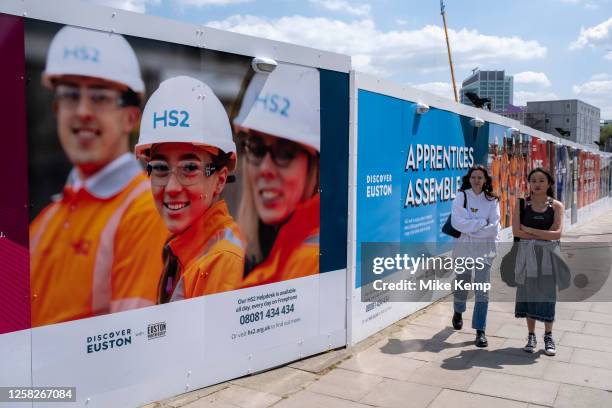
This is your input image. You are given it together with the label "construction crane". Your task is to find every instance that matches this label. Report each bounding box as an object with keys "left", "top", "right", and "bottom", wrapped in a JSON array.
[{"left": 440, "top": 0, "right": 458, "bottom": 102}]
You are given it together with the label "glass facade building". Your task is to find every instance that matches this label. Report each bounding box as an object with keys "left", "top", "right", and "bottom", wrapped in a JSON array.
[{"left": 460, "top": 70, "right": 513, "bottom": 112}]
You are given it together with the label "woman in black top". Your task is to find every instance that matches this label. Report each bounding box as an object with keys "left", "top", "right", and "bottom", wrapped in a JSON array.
[{"left": 511, "top": 168, "right": 564, "bottom": 356}]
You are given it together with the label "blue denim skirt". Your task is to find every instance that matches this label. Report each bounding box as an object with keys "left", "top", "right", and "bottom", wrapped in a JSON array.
[{"left": 514, "top": 275, "right": 556, "bottom": 322}]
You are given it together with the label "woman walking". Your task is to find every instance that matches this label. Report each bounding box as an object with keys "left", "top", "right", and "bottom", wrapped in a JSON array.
[
  {"left": 512, "top": 168, "right": 564, "bottom": 356},
  {"left": 451, "top": 165, "right": 501, "bottom": 347}
]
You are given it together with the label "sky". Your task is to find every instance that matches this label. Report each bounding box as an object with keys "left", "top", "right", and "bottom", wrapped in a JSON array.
[{"left": 88, "top": 0, "right": 612, "bottom": 118}]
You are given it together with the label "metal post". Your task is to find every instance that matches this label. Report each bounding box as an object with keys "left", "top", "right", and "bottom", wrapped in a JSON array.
[{"left": 440, "top": 0, "right": 458, "bottom": 102}]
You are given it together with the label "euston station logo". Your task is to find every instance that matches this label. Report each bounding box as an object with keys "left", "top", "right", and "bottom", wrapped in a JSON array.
[{"left": 147, "top": 322, "right": 167, "bottom": 340}]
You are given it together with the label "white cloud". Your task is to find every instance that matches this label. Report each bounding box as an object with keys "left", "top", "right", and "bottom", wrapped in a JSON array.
[
  {"left": 86, "top": 0, "right": 159, "bottom": 13},
  {"left": 310, "top": 0, "right": 371, "bottom": 17},
  {"left": 591, "top": 73, "right": 612, "bottom": 80},
  {"left": 514, "top": 71, "right": 552, "bottom": 88},
  {"left": 605, "top": 51, "right": 612, "bottom": 60},
  {"left": 412, "top": 82, "right": 458, "bottom": 100},
  {"left": 207, "top": 15, "right": 547, "bottom": 77},
  {"left": 514, "top": 90, "right": 559, "bottom": 106},
  {"left": 572, "top": 79, "right": 612, "bottom": 117},
  {"left": 569, "top": 17, "right": 612, "bottom": 51},
  {"left": 573, "top": 79, "right": 612, "bottom": 95}
]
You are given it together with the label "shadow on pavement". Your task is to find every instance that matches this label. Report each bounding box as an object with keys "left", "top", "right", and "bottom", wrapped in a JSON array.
[
  {"left": 377, "top": 326, "right": 543, "bottom": 372},
  {"left": 441, "top": 347, "right": 543, "bottom": 370},
  {"left": 378, "top": 327, "right": 471, "bottom": 356}
]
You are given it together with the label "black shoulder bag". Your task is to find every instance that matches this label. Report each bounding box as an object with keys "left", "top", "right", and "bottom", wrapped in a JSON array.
[{"left": 441, "top": 190, "right": 467, "bottom": 238}]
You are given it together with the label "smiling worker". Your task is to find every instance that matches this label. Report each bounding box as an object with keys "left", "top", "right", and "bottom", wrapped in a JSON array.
[
  {"left": 135, "top": 76, "right": 245, "bottom": 302},
  {"left": 30, "top": 26, "right": 167, "bottom": 327},
  {"left": 233, "top": 64, "right": 320, "bottom": 286}
]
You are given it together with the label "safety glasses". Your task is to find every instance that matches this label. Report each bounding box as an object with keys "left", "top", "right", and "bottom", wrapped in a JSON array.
[
  {"left": 146, "top": 160, "right": 217, "bottom": 186},
  {"left": 55, "top": 84, "right": 125, "bottom": 112},
  {"left": 242, "top": 136, "right": 305, "bottom": 168}
]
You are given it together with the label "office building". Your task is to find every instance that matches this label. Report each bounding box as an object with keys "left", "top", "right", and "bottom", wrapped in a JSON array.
[
  {"left": 460, "top": 70, "right": 513, "bottom": 111},
  {"left": 525, "top": 100, "right": 600, "bottom": 146}
]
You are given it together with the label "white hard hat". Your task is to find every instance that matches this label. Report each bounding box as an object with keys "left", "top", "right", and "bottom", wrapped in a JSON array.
[
  {"left": 42, "top": 25, "right": 144, "bottom": 94},
  {"left": 136, "top": 76, "right": 237, "bottom": 171},
  {"left": 234, "top": 64, "right": 320, "bottom": 152}
]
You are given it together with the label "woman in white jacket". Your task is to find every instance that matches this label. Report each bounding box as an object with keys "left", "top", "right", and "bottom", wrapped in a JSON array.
[{"left": 450, "top": 165, "right": 500, "bottom": 347}]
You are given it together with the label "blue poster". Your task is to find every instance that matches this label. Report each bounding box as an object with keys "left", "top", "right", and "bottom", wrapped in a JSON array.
[{"left": 355, "top": 90, "right": 488, "bottom": 287}]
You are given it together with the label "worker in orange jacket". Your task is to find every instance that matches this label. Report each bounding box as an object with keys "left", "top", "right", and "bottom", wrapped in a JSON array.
[
  {"left": 135, "top": 76, "right": 245, "bottom": 302},
  {"left": 30, "top": 26, "right": 167, "bottom": 327},
  {"left": 233, "top": 63, "right": 320, "bottom": 287}
]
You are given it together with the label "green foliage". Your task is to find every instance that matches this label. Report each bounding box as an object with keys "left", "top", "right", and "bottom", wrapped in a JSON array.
[{"left": 601, "top": 124, "right": 612, "bottom": 145}]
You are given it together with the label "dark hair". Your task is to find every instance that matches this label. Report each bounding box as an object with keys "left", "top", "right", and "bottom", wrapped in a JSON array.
[
  {"left": 527, "top": 167, "right": 555, "bottom": 198},
  {"left": 460, "top": 165, "right": 498, "bottom": 200}
]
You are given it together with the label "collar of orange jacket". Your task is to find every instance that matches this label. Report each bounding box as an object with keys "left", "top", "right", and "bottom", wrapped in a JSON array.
[
  {"left": 61, "top": 153, "right": 143, "bottom": 200},
  {"left": 270, "top": 193, "right": 320, "bottom": 248},
  {"left": 168, "top": 200, "right": 234, "bottom": 268}
]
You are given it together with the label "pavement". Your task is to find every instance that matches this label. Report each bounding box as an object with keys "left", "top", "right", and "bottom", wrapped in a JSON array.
[{"left": 146, "top": 208, "right": 612, "bottom": 408}]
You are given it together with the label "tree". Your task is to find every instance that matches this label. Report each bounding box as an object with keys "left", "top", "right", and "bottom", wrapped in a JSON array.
[{"left": 601, "top": 124, "right": 612, "bottom": 146}]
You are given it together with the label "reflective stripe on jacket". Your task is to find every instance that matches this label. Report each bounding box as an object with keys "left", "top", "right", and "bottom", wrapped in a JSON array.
[
  {"left": 242, "top": 194, "right": 320, "bottom": 287},
  {"left": 30, "top": 156, "right": 167, "bottom": 327},
  {"left": 167, "top": 200, "right": 245, "bottom": 300}
]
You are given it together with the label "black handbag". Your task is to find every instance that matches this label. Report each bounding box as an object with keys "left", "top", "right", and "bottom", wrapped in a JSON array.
[
  {"left": 442, "top": 190, "right": 467, "bottom": 238},
  {"left": 500, "top": 198, "right": 525, "bottom": 287}
]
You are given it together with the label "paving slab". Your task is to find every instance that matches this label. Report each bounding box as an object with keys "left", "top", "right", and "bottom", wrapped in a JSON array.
[
  {"left": 553, "top": 383, "right": 612, "bottom": 408},
  {"left": 571, "top": 310, "right": 612, "bottom": 325},
  {"left": 273, "top": 390, "right": 372, "bottom": 408},
  {"left": 582, "top": 322, "right": 612, "bottom": 337},
  {"left": 288, "top": 349, "right": 351, "bottom": 374},
  {"left": 590, "top": 303, "right": 612, "bottom": 314},
  {"left": 559, "top": 331, "right": 612, "bottom": 352},
  {"left": 556, "top": 302, "right": 593, "bottom": 311},
  {"left": 206, "top": 385, "right": 281, "bottom": 408},
  {"left": 305, "top": 368, "right": 383, "bottom": 401},
  {"left": 468, "top": 348, "right": 550, "bottom": 379},
  {"left": 359, "top": 378, "right": 441, "bottom": 408},
  {"left": 468, "top": 370, "right": 559, "bottom": 406},
  {"left": 546, "top": 319, "right": 585, "bottom": 333},
  {"left": 229, "top": 367, "right": 317, "bottom": 397},
  {"left": 570, "top": 347, "right": 612, "bottom": 369},
  {"left": 406, "top": 360, "right": 481, "bottom": 390},
  {"left": 543, "top": 361, "right": 612, "bottom": 391},
  {"left": 338, "top": 346, "right": 425, "bottom": 380},
  {"left": 166, "top": 384, "right": 230, "bottom": 408},
  {"left": 554, "top": 308, "right": 577, "bottom": 320},
  {"left": 428, "top": 389, "right": 528, "bottom": 408}
]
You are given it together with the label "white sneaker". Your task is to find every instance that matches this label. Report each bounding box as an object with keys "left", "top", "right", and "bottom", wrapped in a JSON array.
[
  {"left": 524, "top": 333, "right": 537, "bottom": 353},
  {"left": 543, "top": 334, "right": 556, "bottom": 356}
]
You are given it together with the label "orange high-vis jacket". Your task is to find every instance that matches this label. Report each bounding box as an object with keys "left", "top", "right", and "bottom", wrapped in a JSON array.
[
  {"left": 166, "top": 200, "right": 245, "bottom": 301},
  {"left": 242, "top": 194, "right": 320, "bottom": 288},
  {"left": 30, "top": 155, "right": 168, "bottom": 327}
]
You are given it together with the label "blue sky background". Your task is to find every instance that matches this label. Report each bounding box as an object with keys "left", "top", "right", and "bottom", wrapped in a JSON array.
[{"left": 90, "top": 0, "right": 612, "bottom": 118}]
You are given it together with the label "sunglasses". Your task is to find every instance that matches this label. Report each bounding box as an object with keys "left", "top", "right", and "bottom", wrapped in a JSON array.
[{"left": 242, "top": 137, "right": 306, "bottom": 168}]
